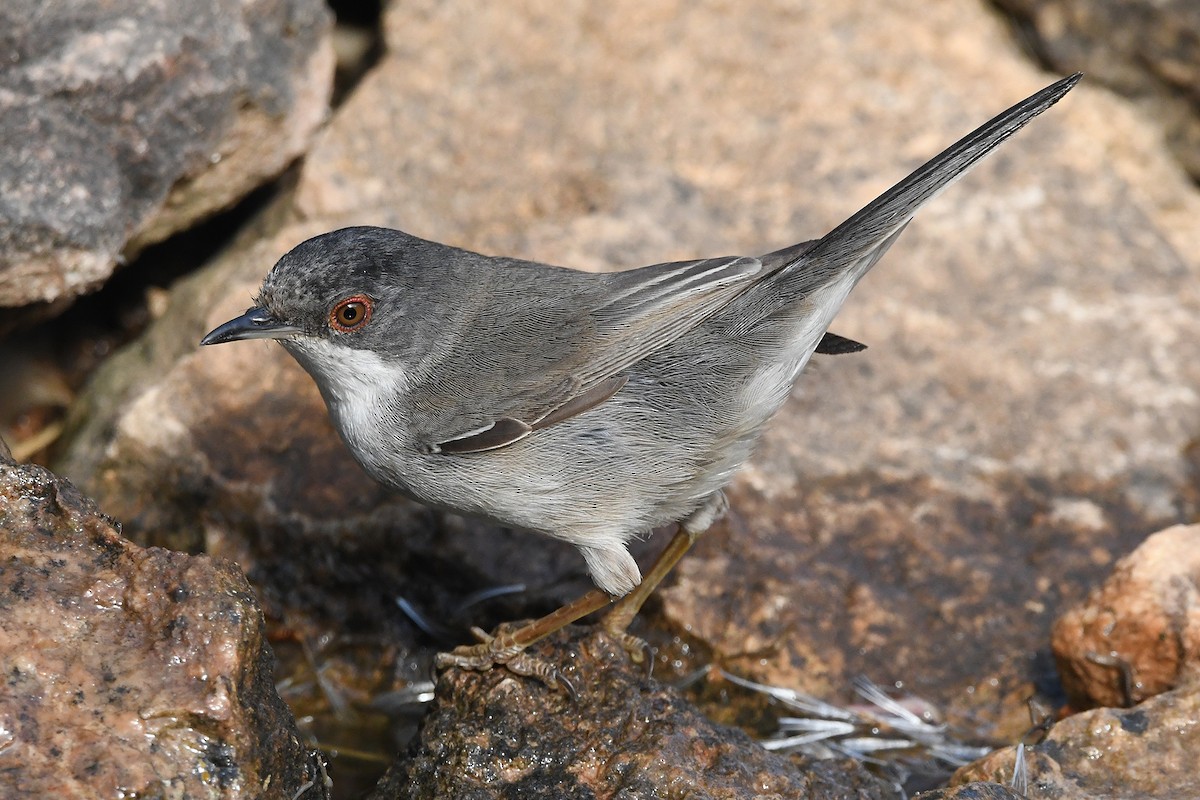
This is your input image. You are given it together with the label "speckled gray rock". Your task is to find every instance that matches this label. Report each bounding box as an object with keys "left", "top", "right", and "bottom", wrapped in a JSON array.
[{"left": 0, "top": 0, "right": 333, "bottom": 309}]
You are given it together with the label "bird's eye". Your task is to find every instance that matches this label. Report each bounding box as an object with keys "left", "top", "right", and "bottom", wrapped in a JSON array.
[{"left": 330, "top": 295, "right": 373, "bottom": 332}]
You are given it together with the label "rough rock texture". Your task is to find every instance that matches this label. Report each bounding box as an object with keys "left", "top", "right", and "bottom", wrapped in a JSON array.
[
  {"left": 370, "top": 628, "right": 896, "bottom": 800},
  {"left": 53, "top": 0, "right": 1200, "bottom": 792},
  {"left": 991, "top": 0, "right": 1200, "bottom": 180},
  {"left": 1051, "top": 524, "right": 1200, "bottom": 709},
  {"left": 662, "top": 475, "right": 1159, "bottom": 739},
  {"left": 954, "top": 684, "right": 1200, "bottom": 799},
  {"left": 0, "top": 0, "right": 334, "bottom": 309},
  {"left": 0, "top": 455, "right": 328, "bottom": 798},
  {"left": 915, "top": 783, "right": 1026, "bottom": 800}
]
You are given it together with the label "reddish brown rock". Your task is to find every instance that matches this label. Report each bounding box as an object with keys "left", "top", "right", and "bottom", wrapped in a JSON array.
[
  {"left": 1051, "top": 524, "right": 1200, "bottom": 709},
  {"left": 661, "top": 474, "right": 1160, "bottom": 740},
  {"left": 0, "top": 455, "right": 327, "bottom": 799}
]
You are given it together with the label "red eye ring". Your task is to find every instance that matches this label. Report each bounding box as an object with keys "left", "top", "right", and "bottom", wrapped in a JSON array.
[{"left": 330, "top": 295, "right": 373, "bottom": 332}]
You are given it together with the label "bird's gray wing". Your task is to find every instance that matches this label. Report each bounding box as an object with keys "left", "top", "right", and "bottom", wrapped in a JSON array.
[
  {"left": 424, "top": 253, "right": 874, "bottom": 454},
  {"left": 426, "top": 254, "right": 766, "bottom": 454}
]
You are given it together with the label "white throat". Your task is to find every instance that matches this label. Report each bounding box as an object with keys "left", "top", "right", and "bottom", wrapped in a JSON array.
[{"left": 283, "top": 338, "right": 413, "bottom": 466}]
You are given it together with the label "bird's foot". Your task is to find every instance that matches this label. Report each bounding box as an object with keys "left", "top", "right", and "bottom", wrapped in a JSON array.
[
  {"left": 603, "top": 625, "right": 652, "bottom": 664},
  {"left": 434, "top": 624, "right": 575, "bottom": 695}
]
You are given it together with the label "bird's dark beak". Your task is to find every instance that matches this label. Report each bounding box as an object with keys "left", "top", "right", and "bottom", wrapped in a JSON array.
[{"left": 200, "top": 306, "right": 303, "bottom": 346}]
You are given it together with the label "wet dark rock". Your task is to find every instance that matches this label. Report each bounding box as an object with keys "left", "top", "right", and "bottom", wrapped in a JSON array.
[
  {"left": 0, "top": 454, "right": 327, "bottom": 798},
  {"left": 914, "top": 782, "right": 1026, "bottom": 800},
  {"left": 991, "top": 0, "right": 1200, "bottom": 180},
  {"left": 370, "top": 627, "right": 898, "bottom": 800},
  {"left": 0, "top": 0, "right": 334, "bottom": 309},
  {"left": 1051, "top": 524, "right": 1200, "bottom": 709},
  {"left": 954, "top": 684, "right": 1200, "bottom": 798}
]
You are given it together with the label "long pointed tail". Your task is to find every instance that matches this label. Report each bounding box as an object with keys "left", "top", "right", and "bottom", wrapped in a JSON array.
[{"left": 789, "top": 73, "right": 1082, "bottom": 280}]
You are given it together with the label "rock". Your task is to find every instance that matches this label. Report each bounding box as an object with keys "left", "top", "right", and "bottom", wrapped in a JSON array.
[
  {"left": 370, "top": 627, "right": 896, "bottom": 800},
  {"left": 0, "top": 0, "right": 334, "bottom": 310},
  {"left": 914, "top": 783, "right": 1026, "bottom": 800},
  {"left": 1051, "top": 524, "right": 1200, "bottom": 709},
  {"left": 991, "top": 0, "right": 1200, "bottom": 180},
  {"left": 54, "top": 0, "right": 1200, "bottom": 786},
  {"left": 661, "top": 474, "right": 1159, "bottom": 739},
  {"left": 953, "top": 684, "right": 1200, "bottom": 798},
  {"left": 0, "top": 454, "right": 328, "bottom": 799}
]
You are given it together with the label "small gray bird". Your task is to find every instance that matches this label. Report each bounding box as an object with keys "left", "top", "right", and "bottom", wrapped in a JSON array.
[{"left": 202, "top": 74, "right": 1080, "bottom": 684}]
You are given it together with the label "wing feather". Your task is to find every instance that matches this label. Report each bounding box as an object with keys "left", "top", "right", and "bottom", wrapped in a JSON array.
[{"left": 427, "top": 256, "right": 760, "bottom": 453}]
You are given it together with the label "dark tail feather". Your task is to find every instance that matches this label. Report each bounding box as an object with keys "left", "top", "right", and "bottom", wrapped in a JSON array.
[
  {"left": 790, "top": 73, "right": 1082, "bottom": 280},
  {"left": 815, "top": 331, "right": 867, "bottom": 354}
]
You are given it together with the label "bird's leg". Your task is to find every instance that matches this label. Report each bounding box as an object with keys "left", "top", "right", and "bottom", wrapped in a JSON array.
[
  {"left": 434, "top": 588, "right": 615, "bottom": 690},
  {"left": 603, "top": 491, "right": 728, "bottom": 662},
  {"left": 436, "top": 492, "right": 729, "bottom": 687}
]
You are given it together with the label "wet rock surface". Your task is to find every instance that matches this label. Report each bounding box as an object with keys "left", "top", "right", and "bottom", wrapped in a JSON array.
[
  {"left": 915, "top": 783, "right": 1027, "bottom": 800},
  {"left": 0, "top": 454, "right": 328, "bottom": 799},
  {"left": 371, "top": 627, "right": 897, "bottom": 800},
  {"left": 0, "top": 0, "right": 333, "bottom": 310},
  {"left": 1051, "top": 524, "right": 1200, "bottom": 709},
  {"left": 662, "top": 474, "right": 1162, "bottom": 740}
]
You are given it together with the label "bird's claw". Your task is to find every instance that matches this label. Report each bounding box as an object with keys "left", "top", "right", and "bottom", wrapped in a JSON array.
[
  {"left": 605, "top": 627, "right": 652, "bottom": 665},
  {"left": 435, "top": 626, "right": 576, "bottom": 696}
]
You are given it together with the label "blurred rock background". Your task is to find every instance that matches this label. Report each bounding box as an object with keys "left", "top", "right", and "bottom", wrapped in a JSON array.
[{"left": 2, "top": 0, "right": 1199, "bottom": 798}]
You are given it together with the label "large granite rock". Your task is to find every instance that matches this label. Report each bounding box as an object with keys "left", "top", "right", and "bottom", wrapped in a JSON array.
[
  {"left": 0, "top": 0, "right": 334, "bottom": 311},
  {"left": 0, "top": 453, "right": 328, "bottom": 798},
  {"left": 52, "top": 0, "right": 1200, "bottom": 794},
  {"left": 299, "top": 0, "right": 1200, "bottom": 510}
]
